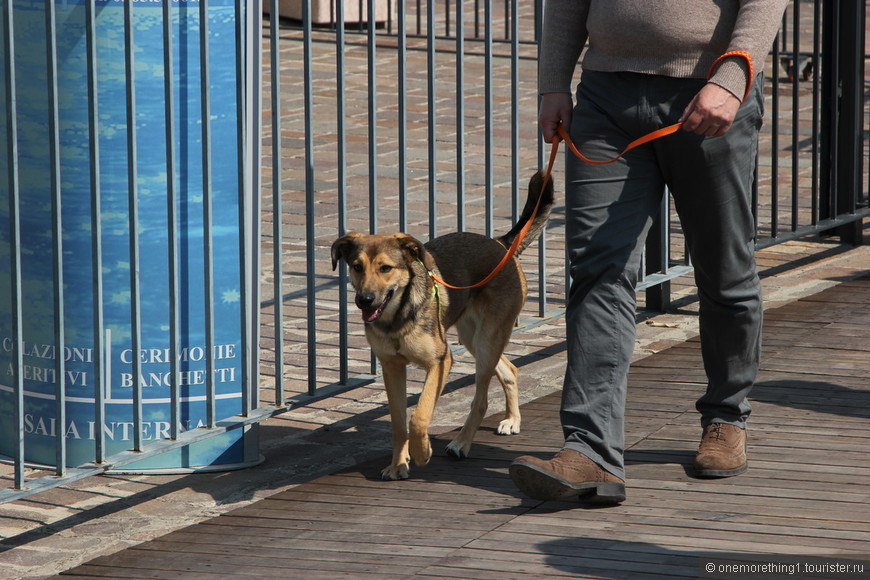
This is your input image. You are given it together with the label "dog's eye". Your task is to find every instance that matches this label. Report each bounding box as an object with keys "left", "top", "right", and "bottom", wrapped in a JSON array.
[
  {"left": 379, "top": 265, "right": 393, "bottom": 274},
  {"left": 351, "top": 263, "right": 363, "bottom": 273}
]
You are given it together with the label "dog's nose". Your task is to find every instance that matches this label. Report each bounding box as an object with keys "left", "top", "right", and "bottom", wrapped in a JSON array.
[{"left": 356, "top": 293, "right": 376, "bottom": 310}]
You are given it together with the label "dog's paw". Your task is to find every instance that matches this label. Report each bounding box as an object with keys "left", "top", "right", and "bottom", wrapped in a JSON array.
[
  {"left": 445, "top": 440, "right": 470, "bottom": 460},
  {"left": 409, "top": 436, "right": 432, "bottom": 466},
  {"left": 381, "top": 463, "right": 410, "bottom": 481},
  {"left": 497, "top": 417, "right": 521, "bottom": 435}
]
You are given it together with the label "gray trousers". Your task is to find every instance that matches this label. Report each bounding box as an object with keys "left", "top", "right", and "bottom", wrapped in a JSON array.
[{"left": 562, "top": 71, "right": 764, "bottom": 480}]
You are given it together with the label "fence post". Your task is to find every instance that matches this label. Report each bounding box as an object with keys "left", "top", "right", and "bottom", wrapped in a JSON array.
[
  {"left": 820, "top": 0, "right": 866, "bottom": 245},
  {"left": 644, "top": 195, "right": 671, "bottom": 312}
]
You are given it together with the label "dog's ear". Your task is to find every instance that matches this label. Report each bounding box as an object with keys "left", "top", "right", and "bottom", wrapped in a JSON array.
[
  {"left": 331, "top": 233, "right": 363, "bottom": 270},
  {"left": 394, "top": 234, "right": 427, "bottom": 266}
]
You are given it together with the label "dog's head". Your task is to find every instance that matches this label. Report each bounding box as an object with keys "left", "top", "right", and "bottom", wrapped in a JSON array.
[{"left": 331, "top": 232, "right": 428, "bottom": 324}]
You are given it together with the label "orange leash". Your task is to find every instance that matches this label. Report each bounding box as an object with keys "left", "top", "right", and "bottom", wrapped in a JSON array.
[
  {"left": 555, "top": 122, "right": 683, "bottom": 166},
  {"left": 428, "top": 51, "right": 753, "bottom": 291},
  {"left": 555, "top": 50, "right": 754, "bottom": 166}
]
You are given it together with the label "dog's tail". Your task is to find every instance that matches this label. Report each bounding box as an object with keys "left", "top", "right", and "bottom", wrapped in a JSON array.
[{"left": 497, "top": 170, "right": 555, "bottom": 255}]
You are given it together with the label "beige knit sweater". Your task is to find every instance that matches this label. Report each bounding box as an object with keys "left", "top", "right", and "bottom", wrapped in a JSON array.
[{"left": 539, "top": 0, "right": 790, "bottom": 100}]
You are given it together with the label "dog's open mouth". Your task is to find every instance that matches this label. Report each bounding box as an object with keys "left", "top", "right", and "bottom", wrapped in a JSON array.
[{"left": 361, "top": 290, "right": 394, "bottom": 323}]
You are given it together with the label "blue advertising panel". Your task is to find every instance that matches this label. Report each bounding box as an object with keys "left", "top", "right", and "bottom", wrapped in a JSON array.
[{"left": 0, "top": 0, "right": 256, "bottom": 471}]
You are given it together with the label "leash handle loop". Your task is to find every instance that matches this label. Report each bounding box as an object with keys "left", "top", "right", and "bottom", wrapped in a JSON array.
[{"left": 708, "top": 50, "right": 755, "bottom": 102}]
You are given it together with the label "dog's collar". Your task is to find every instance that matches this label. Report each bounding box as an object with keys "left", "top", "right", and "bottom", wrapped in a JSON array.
[{"left": 417, "top": 258, "right": 442, "bottom": 316}]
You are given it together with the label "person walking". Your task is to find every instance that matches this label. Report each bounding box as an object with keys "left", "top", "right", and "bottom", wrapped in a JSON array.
[{"left": 509, "top": 0, "right": 790, "bottom": 505}]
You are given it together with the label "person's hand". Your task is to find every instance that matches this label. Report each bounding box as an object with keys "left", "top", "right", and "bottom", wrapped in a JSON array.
[
  {"left": 538, "top": 92, "right": 574, "bottom": 143},
  {"left": 679, "top": 83, "right": 741, "bottom": 137}
]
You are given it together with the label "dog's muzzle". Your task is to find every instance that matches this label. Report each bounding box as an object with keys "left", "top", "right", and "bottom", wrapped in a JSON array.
[{"left": 356, "top": 290, "right": 394, "bottom": 323}]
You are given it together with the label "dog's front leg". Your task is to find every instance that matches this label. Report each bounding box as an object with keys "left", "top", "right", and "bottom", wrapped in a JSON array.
[
  {"left": 408, "top": 349, "right": 452, "bottom": 466},
  {"left": 381, "top": 359, "right": 411, "bottom": 480}
]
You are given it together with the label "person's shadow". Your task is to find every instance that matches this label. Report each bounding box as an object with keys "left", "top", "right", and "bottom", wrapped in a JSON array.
[{"left": 536, "top": 536, "right": 869, "bottom": 579}]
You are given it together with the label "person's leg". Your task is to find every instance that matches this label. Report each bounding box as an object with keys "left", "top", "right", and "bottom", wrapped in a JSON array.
[
  {"left": 655, "top": 76, "right": 763, "bottom": 428},
  {"left": 510, "top": 71, "right": 666, "bottom": 502},
  {"left": 560, "top": 76, "right": 669, "bottom": 482},
  {"left": 653, "top": 76, "right": 764, "bottom": 476}
]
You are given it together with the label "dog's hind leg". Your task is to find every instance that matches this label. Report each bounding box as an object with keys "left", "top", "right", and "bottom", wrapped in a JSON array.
[
  {"left": 381, "top": 359, "right": 411, "bottom": 480},
  {"left": 445, "top": 357, "right": 493, "bottom": 459},
  {"left": 493, "top": 354, "right": 521, "bottom": 435},
  {"left": 445, "top": 320, "right": 503, "bottom": 459}
]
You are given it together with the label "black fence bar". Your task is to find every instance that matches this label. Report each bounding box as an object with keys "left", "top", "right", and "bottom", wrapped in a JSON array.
[
  {"left": 268, "top": 0, "right": 284, "bottom": 404},
  {"left": 822, "top": 0, "right": 866, "bottom": 244},
  {"left": 336, "top": 0, "right": 350, "bottom": 386},
  {"left": 199, "top": 0, "right": 218, "bottom": 427},
  {"left": 122, "top": 0, "right": 144, "bottom": 453},
  {"left": 162, "top": 0, "right": 181, "bottom": 438},
  {"left": 790, "top": 0, "right": 800, "bottom": 232},
  {"left": 84, "top": 0, "right": 106, "bottom": 464},
  {"left": 44, "top": 0, "right": 67, "bottom": 477},
  {"left": 305, "top": 0, "right": 318, "bottom": 396},
  {"left": 426, "top": 0, "right": 437, "bottom": 240},
  {"left": 2, "top": 0, "right": 25, "bottom": 491},
  {"left": 237, "top": 1, "right": 256, "bottom": 416},
  {"left": 644, "top": 197, "right": 672, "bottom": 313},
  {"left": 455, "top": 0, "right": 466, "bottom": 232}
]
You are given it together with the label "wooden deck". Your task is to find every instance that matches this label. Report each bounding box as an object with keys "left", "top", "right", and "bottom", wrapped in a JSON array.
[{"left": 57, "top": 276, "right": 870, "bottom": 579}]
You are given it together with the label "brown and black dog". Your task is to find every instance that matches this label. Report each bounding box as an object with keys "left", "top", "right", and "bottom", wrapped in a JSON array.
[{"left": 331, "top": 172, "right": 554, "bottom": 480}]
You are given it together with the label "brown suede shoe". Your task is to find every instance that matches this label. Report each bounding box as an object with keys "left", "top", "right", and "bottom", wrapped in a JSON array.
[
  {"left": 509, "top": 449, "right": 626, "bottom": 505},
  {"left": 693, "top": 423, "right": 748, "bottom": 478}
]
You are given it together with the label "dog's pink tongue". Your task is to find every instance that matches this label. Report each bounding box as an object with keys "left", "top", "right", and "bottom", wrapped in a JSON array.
[{"left": 362, "top": 308, "right": 379, "bottom": 323}]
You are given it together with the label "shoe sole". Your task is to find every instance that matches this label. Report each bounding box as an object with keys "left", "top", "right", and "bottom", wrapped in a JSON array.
[
  {"left": 693, "top": 462, "right": 748, "bottom": 478},
  {"left": 509, "top": 460, "right": 626, "bottom": 505}
]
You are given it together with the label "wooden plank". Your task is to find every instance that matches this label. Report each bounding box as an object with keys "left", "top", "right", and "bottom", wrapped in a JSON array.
[
  {"left": 423, "top": 547, "right": 697, "bottom": 579},
  {"left": 500, "top": 514, "right": 868, "bottom": 555},
  {"left": 165, "top": 523, "right": 474, "bottom": 548},
  {"left": 197, "top": 515, "right": 484, "bottom": 540},
  {"left": 146, "top": 525, "right": 464, "bottom": 554},
  {"left": 134, "top": 538, "right": 454, "bottom": 563},
  {"left": 627, "top": 472, "right": 869, "bottom": 503},
  {"left": 221, "top": 504, "right": 512, "bottom": 531},
  {"left": 69, "top": 550, "right": 417, "bottom": 577},
  {"left": 628, "top": 442, "right": 870, "bottom": 468},
  {"left": 266, "top": 483, "right": 525, "bottom": 510},
  {"left": 60, "top": 569, "right": 226, "bottom": 579},
  {"left": 641, "top": 428, "right": 870, "bottom": 451},
  {"left": 505, "top": 508, "right": 870, "bottom": 536},
  {"left": 298, "top": 472, "right": 518, "bottom": 497},
  {"left": 486, "top": 509, "right": 870, "bottom": 544}
]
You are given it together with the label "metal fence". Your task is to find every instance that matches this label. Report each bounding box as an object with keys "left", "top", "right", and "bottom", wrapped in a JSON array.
[
  {"left": 1, "top": 0, "right": 867, "bottom": 503},
  {"left": 0, "top": 1, "right": 267, "bottom": 502},
  {"left": 260, "top": 0, "right": 868, "bottom": 400}
]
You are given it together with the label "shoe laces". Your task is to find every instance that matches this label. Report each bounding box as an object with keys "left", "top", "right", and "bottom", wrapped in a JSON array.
[{"left": 707, "top": 423, "right": 726, "bottom": 441}]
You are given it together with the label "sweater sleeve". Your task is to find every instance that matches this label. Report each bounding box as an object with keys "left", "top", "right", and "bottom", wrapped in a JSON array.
[
  {"left": 537, "top": 0, "right": 590, "bottom": 94},
  {"left": 708, "top": 0, "right": 790, "bottom": 100}
]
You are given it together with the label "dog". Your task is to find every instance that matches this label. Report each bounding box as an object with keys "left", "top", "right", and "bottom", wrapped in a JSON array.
[{"left": 331, "top": 171, "right": 554, "bottom": 480}]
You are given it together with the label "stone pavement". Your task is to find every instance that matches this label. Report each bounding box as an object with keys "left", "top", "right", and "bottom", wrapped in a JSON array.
[{"left": 1, "top": 227, "right": 867, "bottom": 579}]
